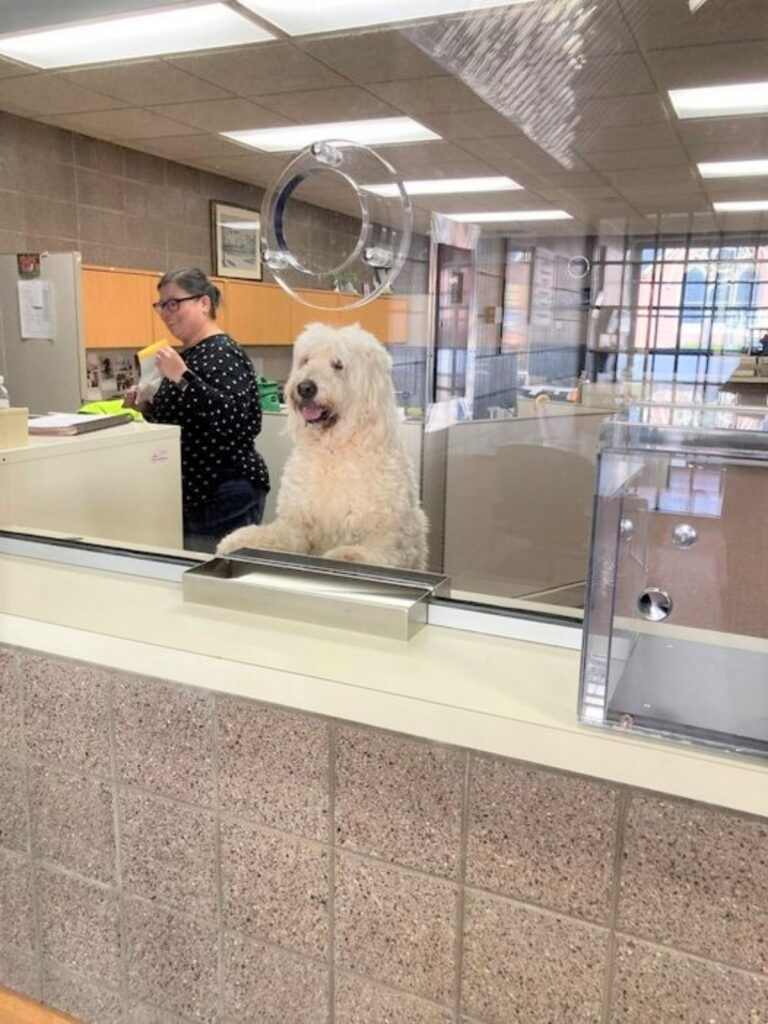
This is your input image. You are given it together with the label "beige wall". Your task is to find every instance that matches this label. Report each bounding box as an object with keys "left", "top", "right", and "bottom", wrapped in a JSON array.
[
  {"left": 1, "top": 645, "right": 766, "bottom": 1023},
  {"left": 0, "top": 110, "right": 265, "bottom": 273}
]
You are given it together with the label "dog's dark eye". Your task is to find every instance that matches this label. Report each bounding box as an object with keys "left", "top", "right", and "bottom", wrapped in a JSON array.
[{"left": 331, "top": 359, "right": 344, "bottom": 371}]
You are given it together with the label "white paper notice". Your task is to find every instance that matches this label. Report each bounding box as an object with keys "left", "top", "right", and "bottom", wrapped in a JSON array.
[{"left": 18, "top": 279, "right": 55, "bottom": 339}]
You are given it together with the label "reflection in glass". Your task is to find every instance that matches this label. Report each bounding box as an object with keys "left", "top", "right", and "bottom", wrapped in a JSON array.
[{"left": 2, "top": 0, "right": 768, "bottom": 623}]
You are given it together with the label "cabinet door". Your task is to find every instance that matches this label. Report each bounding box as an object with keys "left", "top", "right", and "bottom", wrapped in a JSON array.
[
  {"left": 288, "top": 289, "right": 340, "bottom": 342},
  {"left": 335, "top": 296, "right": 410, "bottom": 343},
  {"left": 83, "top": 267, "right": 155, "bottom": 348},
  {"left": 226, "top": 281, "right": 291, "bottom": 345}
]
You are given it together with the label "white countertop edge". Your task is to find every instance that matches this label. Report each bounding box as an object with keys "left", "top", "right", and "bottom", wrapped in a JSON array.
[{"left": 2, "top": 609, "right": 766, "bottom": 819}]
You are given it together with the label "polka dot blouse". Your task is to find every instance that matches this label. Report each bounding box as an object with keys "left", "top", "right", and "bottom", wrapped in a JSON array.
[{"left": 145, "top": 333, "right": 270, "bottom": 512}]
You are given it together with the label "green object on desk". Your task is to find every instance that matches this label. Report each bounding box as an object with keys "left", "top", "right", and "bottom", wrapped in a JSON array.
[
  {"left": 257, "top": 377, "right": 281, "bottom": 412},
  {"left": 79, "top": 398, "right": 143, "bottom": 421}
]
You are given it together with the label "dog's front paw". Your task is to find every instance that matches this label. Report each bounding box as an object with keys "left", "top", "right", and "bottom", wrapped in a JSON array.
[
  {"left": 323, "top": 545, "right": 369, "bottom": 563},
  {"left": 216, "top": 526, "right": 263, "bottom": 556}
]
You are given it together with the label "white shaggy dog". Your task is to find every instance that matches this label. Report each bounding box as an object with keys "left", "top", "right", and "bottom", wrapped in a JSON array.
[{"left": 217, "top": 322, "right": 428, "bottom": 570}]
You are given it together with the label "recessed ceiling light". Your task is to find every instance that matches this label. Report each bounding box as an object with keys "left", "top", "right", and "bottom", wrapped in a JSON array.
[
  {"left": 0, "top": 3, "right": 274, "bottom": 69},
  {"left": 713, "top": 200, "right": 768, "bottom": 212},
  {"left": 364, "top": 176, "right": 522, "bottom": 197},
  {"left": 222, "top": 118, "right": 441, "bottom": 152},
  {"left": 448, "top": 210, "right": 572, "bottom": 222},
  {"left": 238, "top": 0, "right": 535, "bottom": 36},
  {"left": 669, "top": 81, "right": 768, "bottom": 119},
  {"left": 698, "top": 159, "right": 768, "bottom": 178}
]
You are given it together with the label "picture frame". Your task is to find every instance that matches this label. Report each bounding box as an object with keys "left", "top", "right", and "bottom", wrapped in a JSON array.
[{"left": 210, "top": 201, "right": 262, "bottom": 281}]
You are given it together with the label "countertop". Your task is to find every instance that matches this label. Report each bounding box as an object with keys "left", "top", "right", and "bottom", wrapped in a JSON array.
[{"left": 0, "top": 551, "right": 766, "bottom": 818}]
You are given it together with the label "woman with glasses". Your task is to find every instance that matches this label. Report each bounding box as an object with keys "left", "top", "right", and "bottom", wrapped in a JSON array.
[{"left": 125, "top": 266, "right": 269, "bottom": 552}]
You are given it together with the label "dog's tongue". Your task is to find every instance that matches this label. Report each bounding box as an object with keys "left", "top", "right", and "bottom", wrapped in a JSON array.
[{"left": 302, "top": 406, "right": 324, "bottom": 422}]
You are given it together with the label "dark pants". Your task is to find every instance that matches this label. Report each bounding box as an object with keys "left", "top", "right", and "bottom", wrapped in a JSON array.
[{"left": 183, "top": 478, "right": 267, "bottom": 554}]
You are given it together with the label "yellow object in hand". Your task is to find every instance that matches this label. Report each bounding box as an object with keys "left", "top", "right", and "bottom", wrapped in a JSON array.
[{"left": 137, "top": 338, "right": 169, "bottom": 361}]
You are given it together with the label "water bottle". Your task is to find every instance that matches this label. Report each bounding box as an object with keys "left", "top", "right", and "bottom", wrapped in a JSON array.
[{"left": 0, "top": 376, "right": 9, "bottom": 410}]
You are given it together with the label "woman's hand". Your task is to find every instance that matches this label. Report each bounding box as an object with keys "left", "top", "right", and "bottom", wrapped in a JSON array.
[
  {"left": 122, "top": 385, "right": 150, "bottom": 414},
  {"left": 155, "top": 346, "right": 187, "bottom": 384}
]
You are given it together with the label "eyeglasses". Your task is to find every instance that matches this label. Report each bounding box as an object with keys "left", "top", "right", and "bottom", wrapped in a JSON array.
[{"left": 152, "top": 295, "right": 202, "bottom": 314}]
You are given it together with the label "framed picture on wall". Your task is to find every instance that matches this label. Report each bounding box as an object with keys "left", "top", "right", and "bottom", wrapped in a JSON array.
[{"left": 210, "top": 201, "right": 262, "bottom": 281}]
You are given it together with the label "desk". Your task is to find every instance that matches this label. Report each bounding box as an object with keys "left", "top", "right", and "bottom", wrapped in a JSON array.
[{"left": 0, "top": 422, "right": 182, "bottom": 548}]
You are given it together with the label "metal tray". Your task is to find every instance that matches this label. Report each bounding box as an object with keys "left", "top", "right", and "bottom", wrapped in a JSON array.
[{"left": 183, "top": 548, "right": 451, "bottom": 640}]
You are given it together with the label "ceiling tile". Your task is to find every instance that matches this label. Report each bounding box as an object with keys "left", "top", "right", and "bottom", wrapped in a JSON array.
[
  {"left": 631, "top": 195, "right": 711, "bottom": 214},
  {"left": 703, "top": 181, "right": 768, "bottom": 199},
  {"left": 646, "top": 41, "right": 768, "bottom": 90},
  {"left": 253, "top": 86, "right": 396, "bottom": 122},
  {"left": 616, "top": 184, "right": 709, "bottom": 201},
  {"left": 129, "top": 134, "right": 246, "bottom": 160},
  {"left": 618, "top": 0, "right": 768, "bottom": 50},
  {"left": 574, "top": 122, "right": 681, "bottom": 153},
  {"left": 417, "top": 109, "right": 521, "bottom": 140},
  {"left": 540, "top": 53, "right": 655, "bottom": 100},
  {"left": 377, "top": 141, "right": 495, "bottom": 176},
  {"left": 465, "top": 135, "right": 590, "bottom": 174},
  {"left": 585, "top": 147, "right": 690, "bottom": 170},
  {"left": 575, "top": 94, "right": 669, "bottom": 129},
  {"left": 367, "top": 76, "right": 487, "bottom": 115},
  {"left": 537, "top": 185, "right": 621, "bottom": 201},
  {"left": 534, "top": 171, "right": 609, "bottom": 188},
  {"left": 686, "top": 140, "right": 768, "bottom": 163},
  {"left": 65, "top": 61, "right": 231, "bottom": 105},
  {"left": 677, "top": 116, "right": 768, "bottom": 150},
  {"left": 603, "top": 166, "right": 697, "bottom": 186},
  {"left": 0, "top": 57, "right": 36, "bottom": 79},
  {"left": 0, "top": 74, "right": 127, "bottom": 115},
  {"left": 172, "top": 43, "right": 347, "bottom": 96},
  {"left": 46, "top": 107, "right": 200, "bottom": 140},
  {"left": 146, "top": 99, "right": 289, "bottom": 132},
  {"left": 300, "top": 31, "right": 442, "bottom": 85}
]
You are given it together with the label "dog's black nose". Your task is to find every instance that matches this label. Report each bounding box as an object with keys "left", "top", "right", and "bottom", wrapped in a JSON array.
[{"left": 297, "top": 379, "right": 317, "bottom": 400}]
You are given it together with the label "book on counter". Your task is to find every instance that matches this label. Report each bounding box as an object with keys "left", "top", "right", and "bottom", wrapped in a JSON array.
[{"left": 28, "top": 411, "right": 134, "bottom": 436}]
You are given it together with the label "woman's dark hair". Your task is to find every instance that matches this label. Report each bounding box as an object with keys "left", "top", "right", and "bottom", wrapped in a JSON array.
[{"left": 158, "top": 267, "right": 221, "bottom": 318}]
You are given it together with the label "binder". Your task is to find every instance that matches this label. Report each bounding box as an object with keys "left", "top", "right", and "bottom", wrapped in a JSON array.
[{"left": 28, "top": 411, "right": 134, "bottom": 436}]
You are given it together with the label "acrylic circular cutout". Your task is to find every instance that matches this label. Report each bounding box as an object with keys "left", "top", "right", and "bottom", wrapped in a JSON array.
[
  {"left": 567, "top": 255, "right": 591, "bottom": 280},
  {"left": 637, "top": 587, "right": 673, "bottom": 622},
  {"left": 261, "top": 140, "right": 413, "bottom": 310}
]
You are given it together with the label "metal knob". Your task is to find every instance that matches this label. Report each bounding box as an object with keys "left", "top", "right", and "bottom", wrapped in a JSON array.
[{"left": 672, "top": 523, "right": 698, "bottom": 549}]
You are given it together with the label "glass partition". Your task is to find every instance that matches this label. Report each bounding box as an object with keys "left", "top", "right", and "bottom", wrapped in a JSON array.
[{"left": 1, "top": 0, "right": 768, "bottom": 624}]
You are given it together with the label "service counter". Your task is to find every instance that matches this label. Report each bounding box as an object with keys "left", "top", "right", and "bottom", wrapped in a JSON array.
[{"left": 0, "top": 551, "right": 766, "bottom": 1022}]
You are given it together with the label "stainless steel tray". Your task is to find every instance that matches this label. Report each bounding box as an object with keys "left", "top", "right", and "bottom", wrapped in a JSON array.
[{"left": 182, "top": 548, "right": 451, "bottom": 640}]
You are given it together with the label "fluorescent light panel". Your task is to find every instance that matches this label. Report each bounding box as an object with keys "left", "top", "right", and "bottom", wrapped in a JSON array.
[
  {"left": 698, "top": 159, "right": 768, "bottom": 178},
  {"left": 223, "top": 118, "right": 440, "bottom": 152},
  {"left": 238, "top": 0, "right": 535, "bottom": 36},
  {"left": 449, "top": 210, "right": 572, "bottom": 222},
  {"left": 0, "top": 3, "right": 274, "bottom": 68},
  {"left": 365, "top": 176, "right": 522, "bottom": 197},
  {"left": 670, "top": 81, "right": 768, "bottom": 119},
  {"left": 713, "top": 200, "right": 768, "bottom": 212}
]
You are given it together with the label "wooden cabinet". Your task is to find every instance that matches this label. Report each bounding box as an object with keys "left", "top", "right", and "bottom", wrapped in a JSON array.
[
  {"left": 83, "top": 266, "right": 410, "bottom": 350},
  {"left": 336, "top": 295, "right": 409, "bottom": 344},
  {"left": 289, "top": 289, "right": 409, "bottom": 344},
  {"left": 83, "top": 266, "right": 156, "bottom": 349},
  {"left": 225, "top": 280, "right": 290, "bottom": 345}
]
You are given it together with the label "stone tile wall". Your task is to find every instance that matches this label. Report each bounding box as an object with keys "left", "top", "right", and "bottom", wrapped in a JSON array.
[{"left": 0, "top": 645, "right": 766, "bottom": 1023}]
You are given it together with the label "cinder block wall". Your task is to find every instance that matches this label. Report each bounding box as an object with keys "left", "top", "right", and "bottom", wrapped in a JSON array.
[
  {"left": 0, "top": 110, "right": 265, "bottom": 273},
  {"left": 1, "top": 646, "right": 766, "bottom": 1023}
]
